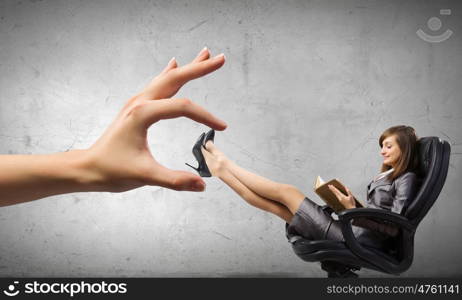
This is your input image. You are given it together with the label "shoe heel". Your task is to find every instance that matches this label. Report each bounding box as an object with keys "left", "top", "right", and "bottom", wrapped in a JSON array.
[{"left": 185, "top": 162, "right": 199, "bottom": 171}]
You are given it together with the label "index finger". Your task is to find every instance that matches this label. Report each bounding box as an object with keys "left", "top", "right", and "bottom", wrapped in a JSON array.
[
  {"left": 137, "top": 98, "right": 227, "bottom": 130},
  {"left": 346, "top": 187, "right": 354, "bottom": 196}
]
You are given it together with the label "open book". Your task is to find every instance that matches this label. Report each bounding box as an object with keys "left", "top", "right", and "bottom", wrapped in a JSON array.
[
  {"left": 314, "top": 176, "right": 399, "bottom": 236},
  {"left": 314, "top": 176, "right": 365, "bottom": 213}
]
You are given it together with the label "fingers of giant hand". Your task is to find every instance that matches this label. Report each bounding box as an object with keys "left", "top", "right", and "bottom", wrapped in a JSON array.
[
  {"left": 173, "top": 53, "right": 225, "bottom": 84},
  {"left": 160, "top": 46, "right": 211, "bottom": 78},
  {"left": 191, "top": 47, "right": 210, "bottom": 63},
  {"left": 135, "top": 98, "right": 227, "bottom": 130},
  {"left": 159, "top": 57, "right": 178, "bottom": 76},
  {"left": 150, "top": 165, "right": 206, "bottom": 191},
  {"left": 139, "top": 51, "right": 224, "bottom": 101}
]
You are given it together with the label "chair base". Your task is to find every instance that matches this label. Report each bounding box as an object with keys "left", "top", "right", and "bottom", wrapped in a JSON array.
[{"left": 321, "top": 261, "right": 360, "bottom": 278}]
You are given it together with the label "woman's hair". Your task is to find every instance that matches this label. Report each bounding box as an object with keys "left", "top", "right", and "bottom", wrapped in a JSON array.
[{"left": 379, "top": 125, "right": 419, "bottom": 180}]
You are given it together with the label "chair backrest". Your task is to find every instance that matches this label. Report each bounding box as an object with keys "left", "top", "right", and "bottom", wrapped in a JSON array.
[{"left": 402, "top": 137, "right": 451, "bottom": 226}]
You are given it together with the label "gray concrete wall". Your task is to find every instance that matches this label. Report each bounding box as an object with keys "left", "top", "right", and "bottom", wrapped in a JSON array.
[{"left": 0, "top": 0, "right": 461, "bottom": 277}]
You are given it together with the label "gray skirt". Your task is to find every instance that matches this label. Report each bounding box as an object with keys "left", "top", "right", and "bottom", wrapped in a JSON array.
[
  {"left": 285, "top": 197, "right": 391, "bottom": 250},
  {"left": 286, "top": 197, "right": 344, "bottom": 241}
]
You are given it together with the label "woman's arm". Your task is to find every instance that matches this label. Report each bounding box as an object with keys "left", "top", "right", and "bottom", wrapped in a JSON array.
[
  {"left": 391, "top": 172, "right": 418, "bottom": 215},
  {"left": 328, "top": 184, "right": 401, "bottom": 237}
]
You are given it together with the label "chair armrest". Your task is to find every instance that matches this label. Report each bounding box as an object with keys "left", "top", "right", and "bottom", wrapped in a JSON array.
[
  {"left": 337, "top": 208, "right": 415, "bottom": 232},
  {"left": 336, "top": 208, "right": 415, "bottom": 270}
]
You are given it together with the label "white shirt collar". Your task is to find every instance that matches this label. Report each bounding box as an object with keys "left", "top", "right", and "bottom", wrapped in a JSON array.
[{"left": 374, "top": 168, "right": 394, "bottom": 182}]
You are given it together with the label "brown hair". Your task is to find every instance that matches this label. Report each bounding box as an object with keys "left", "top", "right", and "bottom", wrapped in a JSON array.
[{"left": 379, "top": 125, "right": 418, "bottom": 181}]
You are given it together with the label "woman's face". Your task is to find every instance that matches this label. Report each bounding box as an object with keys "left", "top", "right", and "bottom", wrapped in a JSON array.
[{"left": 380, "top": 135, "right": 402, "bottom": 168}]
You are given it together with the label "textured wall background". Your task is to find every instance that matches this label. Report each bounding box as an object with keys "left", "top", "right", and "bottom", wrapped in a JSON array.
[{"left": 0, "top": 0, "right": 461, "bottom": 277}]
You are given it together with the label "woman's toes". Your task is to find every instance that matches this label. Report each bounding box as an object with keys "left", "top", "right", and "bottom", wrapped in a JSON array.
[
  {"left": 205, "top": 141, "right": 226, "bottom": 157},
  {"left": 201, "top": 147, "right": 224, "bottom": 176},
  {"left": 204, "top": 140, "right": 215, "bottom": 151},
  {"left": 201, "top": 146, "right": 212, "bottom": 162},
  {"left": 201, "top": 147, "right": 217, "bottom": 173}
]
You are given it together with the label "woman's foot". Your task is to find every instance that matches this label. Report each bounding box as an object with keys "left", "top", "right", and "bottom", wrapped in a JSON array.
[
  {"left": 185, "top": 132, "right": 212, "bottom": 177},
  {"left": 201, "top": 141, "right": 228, "bottom": 177}
]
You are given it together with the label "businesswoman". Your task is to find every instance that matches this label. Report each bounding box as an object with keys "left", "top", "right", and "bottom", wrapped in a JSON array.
[{"left": 193, "top": 125, "right": 419, "bottom": 249}]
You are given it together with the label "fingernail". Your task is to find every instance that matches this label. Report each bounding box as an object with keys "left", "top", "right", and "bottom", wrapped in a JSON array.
[
  {"left": 168, "top": 57, "right": 176, "bottom": 64},
  {"left": 200, "top": 46, "right": 208, "bottom": 54},
  {"left": 192, "top": 181, "right": 205, "bottom": 191},
  {"left": 214, "top": 53, "right": 225, "bottom": 60}
]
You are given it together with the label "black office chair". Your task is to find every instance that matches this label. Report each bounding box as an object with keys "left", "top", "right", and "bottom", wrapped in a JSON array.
[{"left": 287, "top": 137, "right": 451, "bottom": 277}]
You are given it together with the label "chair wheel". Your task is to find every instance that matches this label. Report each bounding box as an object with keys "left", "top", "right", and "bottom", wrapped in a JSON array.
[
  {"left": 322, "top": 261, "right": 359, "bottom": 278},
  {"left": 327, "top": 270, "right": 359, "bottom": 278}
]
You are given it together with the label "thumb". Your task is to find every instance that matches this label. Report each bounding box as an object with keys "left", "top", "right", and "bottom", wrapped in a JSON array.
[{"left": 150, "top": 166, "right": 206, "bottom": 192}]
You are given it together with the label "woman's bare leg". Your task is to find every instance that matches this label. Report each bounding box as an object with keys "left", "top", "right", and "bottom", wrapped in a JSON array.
[
  {"left": 226, "top": 160, "right": 305, "bottom": 214},
  {"left": 201, "top": 147, "right": 293, "bottom": 222},
  {"left": 202, "top": 141, "right": 305, "bottom": 215}
]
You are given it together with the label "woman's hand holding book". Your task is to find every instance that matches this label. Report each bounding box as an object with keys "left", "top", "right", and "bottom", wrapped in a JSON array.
[{"left": 328, "top": 185, "right": 357, "bottom": 209}]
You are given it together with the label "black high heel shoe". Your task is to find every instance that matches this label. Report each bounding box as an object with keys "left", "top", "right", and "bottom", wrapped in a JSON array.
[
  {"left": 185, "top": 132, "right": 212, "bottom": 177},
  {"left": 203, "top": 129, "right": 215, "bottom": 146}
]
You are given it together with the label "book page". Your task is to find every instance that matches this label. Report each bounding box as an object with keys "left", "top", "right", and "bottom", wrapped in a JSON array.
[{"left": 315, "top": 176, "right": 325, "bottom": 189}]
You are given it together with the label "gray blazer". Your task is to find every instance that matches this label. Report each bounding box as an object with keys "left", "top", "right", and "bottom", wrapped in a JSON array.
[
  {"left": 365, "top": 171, "right": 418, "bottom": 215},
  {"left": 353, "top": 171, "right": 418, "bottom": 249}
]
